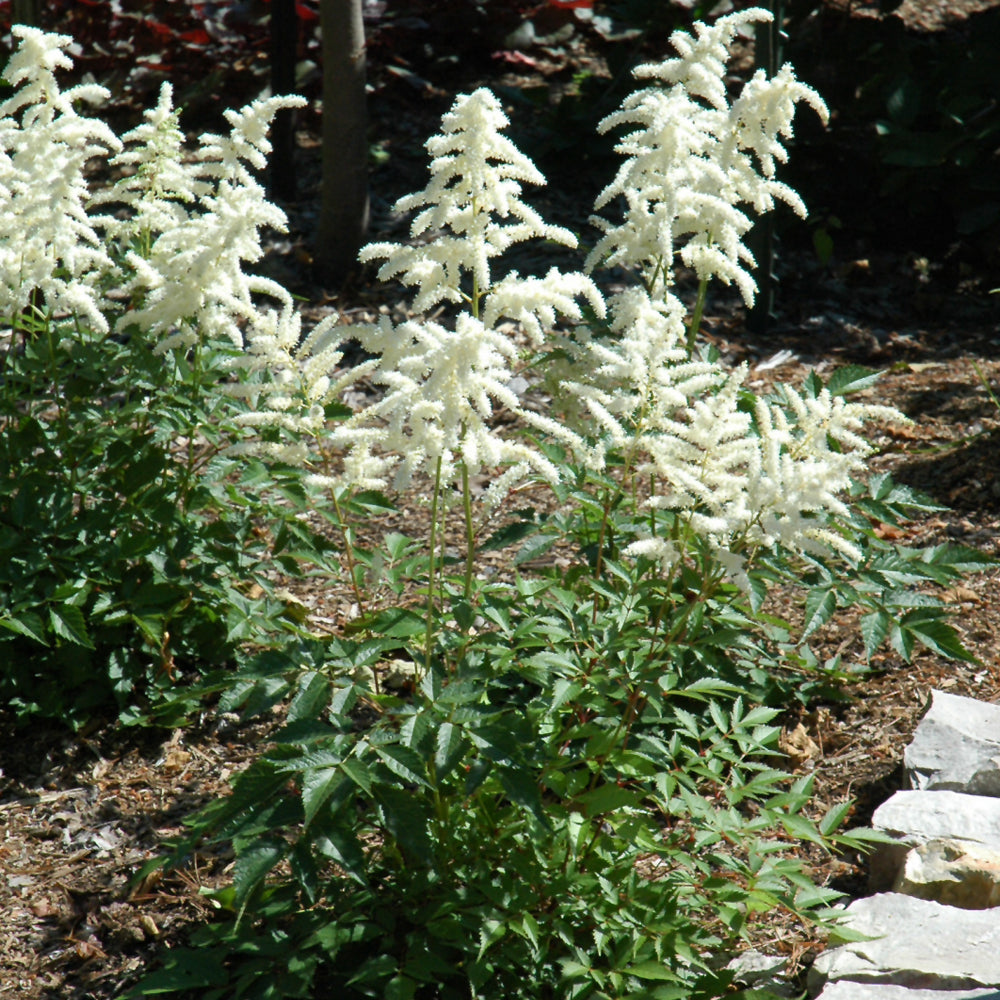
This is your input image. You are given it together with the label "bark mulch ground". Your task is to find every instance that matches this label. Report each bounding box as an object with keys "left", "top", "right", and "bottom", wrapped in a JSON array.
[{"left": 3, "top": 2, "right": 1000, "bottom": 995}]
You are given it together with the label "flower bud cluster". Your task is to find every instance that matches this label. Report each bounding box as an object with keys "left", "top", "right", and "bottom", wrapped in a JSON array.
[
  {"left": 0, "top": 23, "right": 903, "bottom": 584},
  {"left": 586, "top": 8, "right": 828, "bottom": 307}
]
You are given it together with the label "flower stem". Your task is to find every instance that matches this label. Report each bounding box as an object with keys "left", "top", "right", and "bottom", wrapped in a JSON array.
[
  {"left": 461, "top": 459, "right": 475, "bottom": 603},
  {"left": 685, "top": 276, "right": 710, "bottom": 356},
  {"left": 331, "top": 488, "right": 366, "bottom": 613},
  {"left": 424, "top": 455, "right": 444, "bottom": 675}
]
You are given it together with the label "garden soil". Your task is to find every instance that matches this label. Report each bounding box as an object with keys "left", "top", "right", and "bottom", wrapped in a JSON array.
[{"left": 2, "top": 1, "right": 1000, "bottom": 996}]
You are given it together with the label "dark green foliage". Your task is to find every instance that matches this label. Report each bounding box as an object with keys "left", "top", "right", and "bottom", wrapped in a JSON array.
[
  {"left": 860, "top": 13, "right": 1000, "bottom": 238},
  {"left": 123, "top": 372, "right": 981, "bottom": 998},
  {"left": 0, "top": 317, "right": 314, "bottom": 728},
  {"left": 786, "top": 3, "right": 1000, "bottom": 260},
  {"left": 127, "top": 588, "right": 860, "bottom": 1000}
]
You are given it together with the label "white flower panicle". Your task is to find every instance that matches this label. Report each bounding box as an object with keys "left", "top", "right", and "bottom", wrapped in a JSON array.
[
  {"left": 114, "top": 91, "right": 306, "bottom": 353},
  {"left": 0, "top": 26, "right": 120, "bottom": 330},
  {"left": 561, "top": 287, "right": 721, "bottom": 456},
  {"left": 226, "top": 306, "right": 376, "bottom": 472},
  {"left": 89, "top": 83, "right": 204, "bottom": 255},
  {"left": 551, "top": 9, "right": 887, "bottom": 588},
  {"left": 284, "top": 87, "right": 604, "bottom": 500},
  {"left": 360, "top": 88, "right": 582, "bottom": 313},
  {"left": 330, "top": 314, "right": 562, "bottom": 495},
  {"left": 0, "top": 27, "right": 305, "bottom": 356},
  {"left": 624, "top": 371, "right": 906, "bottom": 590},
  {"left": 631, "top": 8, "right": 769, "bottom": 110},
  {"left": 0, "top": 22, "right": 901, "bottom": 591},
  {"left": 483, "top": 268, "right": 605, "bottom": 346},
  {"left": 587, "top": 8, "right": 828, "bottom": 307}
]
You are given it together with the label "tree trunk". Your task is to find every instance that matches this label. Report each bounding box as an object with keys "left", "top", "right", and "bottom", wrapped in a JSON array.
[
  {"left": 314, "top": 0, "right": 370, "bottom": 286},
  {"left": 747, "top": 0, "right": 783, "bottom": 335},
  {"left": 12, "top": 0, "right": 41, "bottom": 26},
  {"left": 269, "top": 0, "right": 299, "bottom": 201}
]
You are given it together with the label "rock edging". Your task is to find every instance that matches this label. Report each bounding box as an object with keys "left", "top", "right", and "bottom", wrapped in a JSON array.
[{"left": 809, "top": 690, "right": 1000, "bottom": 1000}]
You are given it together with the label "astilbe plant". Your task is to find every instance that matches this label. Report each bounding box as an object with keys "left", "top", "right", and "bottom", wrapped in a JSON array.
[
  {"left": 124, "top": 12, "right": 985, "bottom": 1000},
  {"left": 0, "top": 14, "right": 984, "bottom": 1000},
  {"left": 0, "top": 28, "right": 316, "bottom": 726}
]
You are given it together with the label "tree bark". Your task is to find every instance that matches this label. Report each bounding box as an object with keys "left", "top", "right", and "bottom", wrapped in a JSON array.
[
  {"left": 269, "top": 0, "right": 299, "bottom": 201},
  {"left": 314, "top": 0, "right": 370, "bottom": 286},
  {"left": 747, "top": 0, "right": 783, "bottom": 335},
  {"left": 12, "top": 0, "right": 42, "bottom": 26}
]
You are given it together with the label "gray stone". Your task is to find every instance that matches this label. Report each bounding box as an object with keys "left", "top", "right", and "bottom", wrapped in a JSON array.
[
  {"left": 874, "top": 790, "right": 1000, "bottom": 845},
  {"left": 809, "top": 893, "right": 1000, "bottom": 992},
  {"left": 869, "top": 790, "right": 1000, "bottom": 889},
  {"left": 815, "top": 983, "right": 1000, "bottom": 1000},
  {"left": 725, "top": 951, "right": 795, "bottom": 996},
  {"left": 905, "top": 691, "right": 1000, "bottom": 796},
  {"left": 869, "top": 790, "right": 1000, "bottom": 891},
  {"left": 895, "top": 838, "right": 1000, "bottom": 909}
]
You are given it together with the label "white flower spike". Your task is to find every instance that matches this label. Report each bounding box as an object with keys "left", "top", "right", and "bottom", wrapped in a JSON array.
[{"left": 587, "top": 8, "right": 828, "bottom": 308}]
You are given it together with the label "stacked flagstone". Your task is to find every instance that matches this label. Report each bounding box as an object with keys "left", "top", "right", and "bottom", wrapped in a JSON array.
[{"left": 809, "top": 690, "right": 1000, "bottom": 1000}]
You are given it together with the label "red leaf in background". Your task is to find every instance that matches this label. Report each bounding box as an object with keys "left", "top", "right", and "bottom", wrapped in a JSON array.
[
  {"left": 549, "top": 0, "right": 593, "bottom": 7},
  {"left": 147, "top": 19, "right": 175, "bottom": 39},
  {"left": 295, "top": 2, "right": 319, "bottom": 20},
  {"left": 180, "top": 28, "right": 212, "bottom": 45}
]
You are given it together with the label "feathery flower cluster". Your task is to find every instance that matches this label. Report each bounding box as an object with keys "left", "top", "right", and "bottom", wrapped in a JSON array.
[
  {"left": 561, "top": 287, "right": 720, "bottom": 454},
  {"left": 360, "top": 88, "right": 581, "bottom": 313},
  {"left": 270, "top": 88, "right": 604, "bottom": 500},
  {"left": 98, "top": 87, "right": 306, "bottom": 352},
  {"left": 0, "top": 26, "right": 120, "bottom": 331},
  {"left": 88, "top": 83, "right": 202, "bottom": 258},
  {"left": 0, "top": 26, "right": 305, "bottom": 360},
  {"left": 625, "top": 372, "right": 904, "bottom": 590},
  {"left": 586, "top": 7, "right": 828, "bottom": 307},
  {"left": 545, "top": 10, "right": 901, "bottom": 588}
]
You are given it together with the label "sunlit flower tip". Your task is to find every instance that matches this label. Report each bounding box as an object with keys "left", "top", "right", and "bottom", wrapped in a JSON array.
[
  {"left": 483, "top": 268, "right": 606, "bottom": 344},
  {"left": 633, "top": 9, "right": 773, "bottom": 106},
  {"left": 3, "top": 25, "right": 74, "bottom": 88}
]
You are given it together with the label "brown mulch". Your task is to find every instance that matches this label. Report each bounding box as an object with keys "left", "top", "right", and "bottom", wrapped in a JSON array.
[{"left": 4, "top": 2, "right": 1000, "bottom": 997}]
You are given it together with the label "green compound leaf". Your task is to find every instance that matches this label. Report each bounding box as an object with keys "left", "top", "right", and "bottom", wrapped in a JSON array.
[
  {"left": 904, "top": 616, "right": 978, "bottom": 662},
  {"left": 0, "top": 612, "right": 49, "bottom": 646},
  {"left": 860, "top": 609, "right": 891, "bottom": 657},
  {"left": 233, "top": 838, "right": 286, "bottom": 922},
  {"left": 375, "top": 744, "right": 430, "bottom": 788},
  {"left": 374, "top": 784, "right": 434, "bottom": 866},
  {"left": 826, "top": 365, "right": 881, "bottom": 397},
  {"left": 49, "top": 603, "right": 95, "bottom": 649},
  {"left": 301, "top": 766, "right": 347, "bottom": 827},
  {"left": 802, "top": 587, "right": 836, "bottom": 639}
]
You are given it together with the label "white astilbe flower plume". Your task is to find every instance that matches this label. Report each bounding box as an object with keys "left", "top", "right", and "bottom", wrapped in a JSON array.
[
  {"left": 231, "top": 90, "right": 600, "bottom": 500},
  {"left": 289, "top": 87, "right": 603, "bottom": 502},
  {"left": 561, "top": 287, "right": 720, "bottom": 458},
  {"left": 625, "top": 369, "right": 907, "bottom": 590},
  {"left": 332, "top": 314, "right": 562, "bottom": 497},
  {"left": 360, "top": 88, "right": 585, "bottom": 315},
  {"left": 587, "top": 8, "right": 828, "bottom": 307},
  {"left": 225, "top": 306, "right": 377, "bottom": 473},
  {"left": 89, "top": 83, "right": 205, "bottom": 257},
  {"left": 0, "top": 26, "right": 120, "bottom": 330},
  {"left": 114, "top": 92, "right": 306, "bottom": 353}
]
